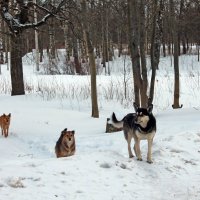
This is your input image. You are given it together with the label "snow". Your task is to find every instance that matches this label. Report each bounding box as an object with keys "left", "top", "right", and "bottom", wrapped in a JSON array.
[{"left": 0, "top": 53, "right": 200, "bottom": 200}]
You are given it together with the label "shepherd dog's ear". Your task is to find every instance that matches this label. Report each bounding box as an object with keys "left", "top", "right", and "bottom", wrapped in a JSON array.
[
  {"left": 133, "top": 102, "right": 139, "bottom": 112},
  {"left": 72, "top": 130, "right": 75, "bottom": 135},
  {"left": 61, "top": 128, "right": 67, "bottom": 135},
  {"left": 147, "top": 104, "right": 153, "bottom": 114},
  {"left": 8, "top": 113, "right": 11, "bottom": 117},
  {"left": 3, "top": 113, "right": 5, "bottom": 117}
]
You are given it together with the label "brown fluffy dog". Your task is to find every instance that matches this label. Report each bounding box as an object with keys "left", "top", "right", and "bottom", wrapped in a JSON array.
[
  {"left": 0, "top": 113, "right": 11, "bottom": 138},
  {"left": 55, "top": 128, "right": 76, "bottom": 158}
]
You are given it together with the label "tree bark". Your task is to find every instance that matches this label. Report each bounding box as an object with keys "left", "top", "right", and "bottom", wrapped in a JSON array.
[
  {"left": 34, "top": 0, "right": 39, "bottom": 71},
  {"left": 139, "top": 0, "right": 148, "bottom": 107},
  {"left": 127, "top": 0, "right": 141, "bottom": 106},
  {"left": 63, "top": 22, "right": 70, "bottom": 63},
  {"left": 81, "top": 0, "right": 99, "bottom": 118},
  {"left": 10, "top": 33, "right": 25, "bottom": 95},
  {"left": 170, "top": 0, "right": 182, "bottom": 109},
  {"left": 73, "top": 35, "right": 82, "bottom": 74},
  {"left": 149, "top": 0, "right": 163, "bottom": 105},
  {"left": 49, "top": 19, "right": 56, "bottom": 60}
]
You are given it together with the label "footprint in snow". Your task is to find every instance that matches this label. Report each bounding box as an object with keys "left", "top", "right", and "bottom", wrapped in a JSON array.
[
  {"left": 115, "top": 161, "right": 127, "bottom": 169},
  {"left": 100, "top": 162, "right": 112, "bottom": 169},
  {"left": 163, "top": 136, "right": 173, "bottom": 142},
  {"left": 170, "top": 149, "right": 184, "bottom": 153}
]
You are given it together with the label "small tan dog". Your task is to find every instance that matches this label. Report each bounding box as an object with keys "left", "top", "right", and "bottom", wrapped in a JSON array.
[
  {"left": 55, "top": 128, "right": 76, "bottom": 158},
  {"left": 0, "top": 113, "right": 11, "bottom": 138}
]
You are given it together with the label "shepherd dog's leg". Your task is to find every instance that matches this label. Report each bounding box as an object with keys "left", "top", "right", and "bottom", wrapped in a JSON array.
[
  {"left": 147, "top": 139, "right": 153, "bottom": 164},
  {"left": 125, "top": 131, "right": 134, "bottom": 158},
  {"left": 135, "top": 138, "right": 142, "bottom": 161}
]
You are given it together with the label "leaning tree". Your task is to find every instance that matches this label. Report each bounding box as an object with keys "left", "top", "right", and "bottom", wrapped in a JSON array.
[{"left": 0, "top": 0, "right": 72, "bottom": 95}]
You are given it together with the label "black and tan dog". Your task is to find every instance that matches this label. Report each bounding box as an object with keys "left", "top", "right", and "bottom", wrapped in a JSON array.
[
  {"left": 110, "top": 103, "right": 156, "bottom": 163},
  {"left": 0, "top": 113, "right": 11, "bottom": 138},
  {"left": 55, "top": 128, "right": 76, "bottom": 158}
]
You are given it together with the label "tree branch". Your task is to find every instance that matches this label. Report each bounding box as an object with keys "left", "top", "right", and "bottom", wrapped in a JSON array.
[{"left": 0, "top": 0, "right": 69, "bottom": 34}]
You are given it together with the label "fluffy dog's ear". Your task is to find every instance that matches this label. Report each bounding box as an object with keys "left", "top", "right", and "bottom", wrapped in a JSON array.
[
  {"left": 147, "top": 104, "right": 153, "bottom": 114},
  {"left": 72, "top": 130, "right": 75, "bottom": 135},
  {"left": 3, "top": 113, "right": 5, "bottom": 117},
  {"left": 61, "top": 128, "right": 67, "bottom": 135},
  {"left": 8, "top": 113, "right": 11, "bottom": 117},
  {"left": 133, "top": 102, "right": 139, "bottom": 112}
]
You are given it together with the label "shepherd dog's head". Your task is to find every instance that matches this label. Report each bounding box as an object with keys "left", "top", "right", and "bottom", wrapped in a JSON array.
[
  {"left": 2, "top": 113, "right": 11, "bottom": 125},
  {"left": 61, "top": 128, "right": 75, "bottom": 146},
  {"left": 133, "top": 102, "right": 153, "bottom": 128}
]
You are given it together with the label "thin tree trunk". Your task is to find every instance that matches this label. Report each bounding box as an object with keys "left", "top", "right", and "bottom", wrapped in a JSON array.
[
  {"left": 118, "top": 28, "right": 122, "bottom": 57},
  {"left": 127, "top": 0, "right": 141, "bottom": 106},
  {"left": 73, "top": 36, "right": 82, "bottom": 74},
  {"left": 149, "top": 0, "right": 163, "bottom": 105},
  {"left": 173, "top": 29, "right": 182, "bottom": 108},
  {"left": 182, "top": 33, "right": 187, "bottom": 54},
  {"left": 170, "top": 0, "right": 182, "bottom": 109},
  {"left": 139, "top": 0, "right": 148, "bottom": 107},
  {"left": 38, "top": 32, "right": 43, "bottom": 63},
  {"left": 81, "top": 0, "right": 99, "bottom": 118},
  {"left": 49, "top": 20, "right": 56, "bottom": 60},
  {"left": 101, "top": 14, "right": 106, "bottom": 69},
  {"left": 63, "top": 22, "right": 70, "bottom": 63},
  {"left": 162, "top": 16, "right": 166, "bottom": 57},
  {"left": 34, "top": 0, "right": 39, "bottom": 71}
]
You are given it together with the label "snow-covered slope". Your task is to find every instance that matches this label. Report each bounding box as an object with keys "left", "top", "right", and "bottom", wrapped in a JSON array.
[
  {"left": 0, "top": 54, "right": 200, "bottom": 199},
  {"left": 0, "top": 95, "right": 200, "bottom": 200}
]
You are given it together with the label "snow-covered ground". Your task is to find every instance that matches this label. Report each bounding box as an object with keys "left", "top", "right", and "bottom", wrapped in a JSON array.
[{"left": 0, "top": 53, "right": 200, "bottom": 200}]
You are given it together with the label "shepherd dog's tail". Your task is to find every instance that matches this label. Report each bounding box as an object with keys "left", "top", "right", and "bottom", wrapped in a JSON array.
[{"left": 109, "top": 112, "right": 124, "bottom": 129}]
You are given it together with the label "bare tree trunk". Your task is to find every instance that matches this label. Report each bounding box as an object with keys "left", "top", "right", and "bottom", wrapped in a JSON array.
[
  {"left": 10, "top": 34, "right": 25, "bottom": 95},
  {"left": 139, "top": 0, "right": 148, "bottom": 107},
  {"left": 182, "top": 33, "right": 187, "bottom": 54},
  {"left": 34, "top": 0, "right": 39, "bottom": 71},
  {"left": 4, "top": 23, "right": 9, "bottom": 65},
  {"left": 49, "top": 20, "right": 56, "bottom": 60},
  {"left": 81, "top": 0, "right": 99, "bottom": 118},
  {"left": 149, "top": 0, "right": 163, "bottom": 105},
  {"left": 63, "top": 22, "right": 70, "bottom": 63},
  {"left": 73, "top": 36, "right": 82, "bottom": 74},
  {"left": 0, "top": 20, "right": 4, "bottom": 65},
  {"left": 170, "top": 0, "right": 182, "bottom": 109},
  {"left": 162, "top": 14, "right": 166, "bottom": 57},
  {"left": 38, "top": 32, "right": 43, "bottom": 63},
  {"left": 173, "top": 28, "right": 182, "bottom": 108},
  {"left": 127, "top": 0, "right": 141, "bottom": 106},
  {"left": 106, "top": 4, "right": 111, "bottom": 75},
  {"left": 117, "top": 28, "right": 122, "bottom": 57},
  {"left": 101, "top": 14, "right": 106, "bottom": 69}
]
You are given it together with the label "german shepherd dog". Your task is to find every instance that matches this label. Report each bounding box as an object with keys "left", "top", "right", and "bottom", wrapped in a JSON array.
[
  {"left": 0, "top": 113, "right": 11, "bottom": 138},
  {"left": 55, "top": 128, "right": 76, "bottom": 158},
  {"left": 111, "top": 103, "right": 156, "bottom": 163}
]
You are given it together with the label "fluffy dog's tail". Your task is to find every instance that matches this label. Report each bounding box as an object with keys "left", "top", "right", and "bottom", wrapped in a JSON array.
[{"left": 109, "top": 112, "right": 124, "bottom": 129}]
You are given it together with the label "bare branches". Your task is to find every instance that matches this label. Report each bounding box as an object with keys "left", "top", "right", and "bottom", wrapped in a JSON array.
[{"left": 0, "top": 0, "right": 70, "bottom": 34}]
